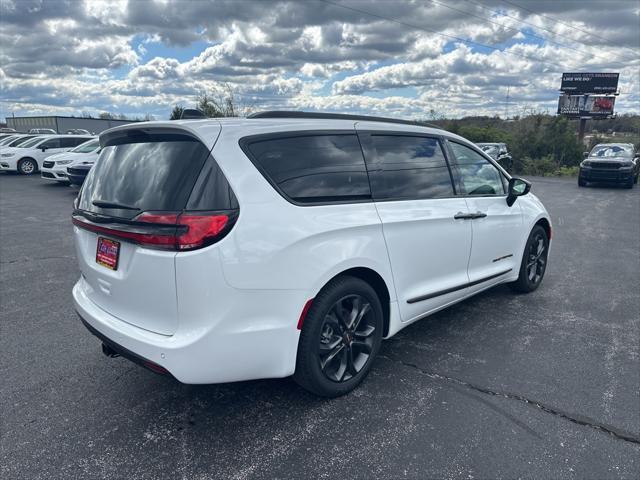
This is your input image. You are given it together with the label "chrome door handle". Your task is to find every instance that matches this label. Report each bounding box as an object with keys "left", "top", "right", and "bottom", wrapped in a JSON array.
[{"left": 471, "top": 212, "right": 487, "bottom": 219}]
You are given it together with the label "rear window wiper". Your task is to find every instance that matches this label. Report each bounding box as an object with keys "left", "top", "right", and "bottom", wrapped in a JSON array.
[{"left": 92, "top": 200, "right": 140, "bottom": 211}]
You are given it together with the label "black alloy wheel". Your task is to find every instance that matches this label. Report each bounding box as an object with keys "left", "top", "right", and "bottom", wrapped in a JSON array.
[
  {"left": 526, "top": 230, "right": 547, "bottom": 285},
  {"left": 318, "top": 294, "right": 376, "bottom": 382},
  {"left": 294, "top": 276, "right": 383, "bottom": 397},
  {"left": 510, "top": 225, "right": 549, "bottom": 293}
]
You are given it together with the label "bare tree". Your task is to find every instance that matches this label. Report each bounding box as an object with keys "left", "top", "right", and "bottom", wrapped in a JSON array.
[
  {"left": 195, "top": 83, "right": 253, "bottom": 118},
  {"left": 170, "top": 105, "right": 185, "bottom": 120}
]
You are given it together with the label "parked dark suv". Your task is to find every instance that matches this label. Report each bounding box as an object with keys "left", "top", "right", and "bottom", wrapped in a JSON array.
[
  {"left": 477, "top": 143, "right": 513, "bottom": 172},
  {"left": 579, "top": 143, "right": 639, "bottom": 189}
]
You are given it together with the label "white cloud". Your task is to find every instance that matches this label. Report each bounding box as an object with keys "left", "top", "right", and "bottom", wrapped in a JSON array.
[{"left": 0, "top": 0, "right": 637, "bottom": 119}]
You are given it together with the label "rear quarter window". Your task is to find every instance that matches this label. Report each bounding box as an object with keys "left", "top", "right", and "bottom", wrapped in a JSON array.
[{"left": 242, "top": 133, "right": 371, "bottom": 204}]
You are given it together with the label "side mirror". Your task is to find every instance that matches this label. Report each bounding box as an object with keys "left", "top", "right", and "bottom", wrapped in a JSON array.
[
  {"left": 41, "top": 147, "right": 47, "bottom": 152},
  {"left": 583, "top": 151, "right": 590, "bottom": 159},
  {"left": 506, "top": 177, "right": 531, "bottom": 207}
]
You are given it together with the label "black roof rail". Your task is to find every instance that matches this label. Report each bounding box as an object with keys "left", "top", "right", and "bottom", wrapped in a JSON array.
[
  {"left": 179, "top": 108, "right": 207, "bottom": 120},
  {"left": 247, "top": 111, "right": 441, "bottom": 129}
]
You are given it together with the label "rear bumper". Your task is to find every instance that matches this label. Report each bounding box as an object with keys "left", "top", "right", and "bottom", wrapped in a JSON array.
[
  {"left": 73, "top": 278, "right": 303, "bottom": 384},
  {"left": 579, "top": 167, "right": 634, "bottom": 183},
  {"left": 79, "top": 315, "right": 174, "bottom": 378}
]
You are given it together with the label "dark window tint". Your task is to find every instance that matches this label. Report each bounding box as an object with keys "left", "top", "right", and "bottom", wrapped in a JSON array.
[
  {"left": 60, "top": 137, "right": 87, "bottom": 148},
  {"left": 449, "top": 142, "right": 505, "bottom": 195},
  {"left": 246, "top": 134, "right": 371, "bottom": 203},
  {"left": 185, "top": 160, "right": 235, "bottom": 210},
  {"left": 362, "top": 135, "right": 453, "bottom": 200},
  {"left": 41, "top": 138, "right": 61, "bottom": 149},
  {"left": 78, "top": 135, "right": 210, "bottom": 218}
]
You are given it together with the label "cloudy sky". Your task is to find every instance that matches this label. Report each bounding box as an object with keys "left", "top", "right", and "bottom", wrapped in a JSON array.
[{"left": 1, "top": 0, "right": 638, "bottom": 121}]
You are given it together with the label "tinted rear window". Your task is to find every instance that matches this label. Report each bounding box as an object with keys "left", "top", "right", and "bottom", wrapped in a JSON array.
[
  {"left": 361, "top": 135, "right": 454, "bottom": 200},
  {"left": 244, "top": 134, "right": 371, "bottom": 204},
  {"left": 78, "top": 134, "right": 210, "bottom": 217},
  {"left": 60, "top": 137, "right": 91, "bottom": 148}
]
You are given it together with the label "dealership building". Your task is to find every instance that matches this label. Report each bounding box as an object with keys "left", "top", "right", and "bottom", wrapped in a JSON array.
[{"left": 6, "top": 116, "right": 136, "bottom": 134}]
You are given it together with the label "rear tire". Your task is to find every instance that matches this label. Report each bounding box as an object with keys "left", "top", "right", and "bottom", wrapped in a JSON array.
[
  {"left": 294, "top": 276, "right": 383, "bottom": 397},
  {"left": 510, "top": 225, "right": 549, "bottom": 294},
  {"left": 17, "top": 158, "right": 37, "bottom": 175}
]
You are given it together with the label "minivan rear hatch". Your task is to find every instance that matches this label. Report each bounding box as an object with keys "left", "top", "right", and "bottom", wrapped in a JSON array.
[{"left": 72, "top": 126, "right": 220, "bottom": 335}]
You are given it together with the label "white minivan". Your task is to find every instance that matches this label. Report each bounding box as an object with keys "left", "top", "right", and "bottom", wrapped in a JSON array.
[
  {"left": 72, "top": 112, "right": 551, "bottom": 397},
  {"left": 1, "top": 134, "right": 94, "bottom": 174}
]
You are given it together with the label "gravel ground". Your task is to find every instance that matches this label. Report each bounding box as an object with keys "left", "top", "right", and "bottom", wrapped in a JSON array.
[{"left": 1, "top": 174, "right": 639, "bottom": 479}]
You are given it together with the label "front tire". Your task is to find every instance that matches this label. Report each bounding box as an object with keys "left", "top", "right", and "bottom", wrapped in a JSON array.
[
  {"left": 510, "top": 225, "right": 549, "bottom": 293},
  {"left": 294, "top": 276, "right": 383, "bottom": 397},
  {"left": 578, "top": 177, "right": 587, "bottom": 187},
  {"left": 17, "top": 158, "right": 37, "bottom": 175}
]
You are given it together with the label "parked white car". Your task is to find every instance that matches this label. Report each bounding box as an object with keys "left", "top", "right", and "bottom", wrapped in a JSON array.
[
  {"left": 28, "top": 128, "right": 57, "bottom": 134},
  {"left": 0, "top": 134, "right": 93, "bottom": 174},
  {"left": 72, "top": 112, "right": 551, "bottom": 397},
  {"left": 0, "top": 134, "right": 41, "bottom": 151},
  {"left": 41, "top": 138, "right": 100, "bottom": 183}
]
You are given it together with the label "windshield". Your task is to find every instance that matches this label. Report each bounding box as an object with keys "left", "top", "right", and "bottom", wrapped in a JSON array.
[
  {"left": 8, "top": 136, "right": 38, "bottom": 147},
  {"left": 18, "top": 136, "right": 46, "bottom": 148},
  {"left": 0, "top": 136, "right": 18, "bottom": 146},
  {"left": 71, "top": 139, "right": 100, "bottom": 153},
  {"left": 480, "top": 145, "right": 499, "bottom": 155},
  {"left": 590, "top": 145, "right": 633, "bottom": 158}
]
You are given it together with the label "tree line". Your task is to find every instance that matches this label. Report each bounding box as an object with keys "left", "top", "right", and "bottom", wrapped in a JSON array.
[{"left": 428, "top": 114, "right": 639, "bottom": 175}]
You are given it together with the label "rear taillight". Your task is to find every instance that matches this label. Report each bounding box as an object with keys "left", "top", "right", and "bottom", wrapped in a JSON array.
[
  {"left": 135, "top": 212, "right": 229, "bottom": 250},
  {"left": 72, "top": 211, "right": 235, "bottom": 251}
]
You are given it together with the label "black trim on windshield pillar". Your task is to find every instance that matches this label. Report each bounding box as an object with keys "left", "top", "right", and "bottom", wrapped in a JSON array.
[{"left": 406, "top": 268, "right": 512, "bottom": 304}]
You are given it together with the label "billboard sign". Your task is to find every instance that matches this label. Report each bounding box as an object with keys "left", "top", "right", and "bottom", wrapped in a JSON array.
[
  {"left": 557, "top": 95, "right": 615, "bottom": 117},
  {"left": 560, "top": 72, "right": 619, "bottom": 94}
]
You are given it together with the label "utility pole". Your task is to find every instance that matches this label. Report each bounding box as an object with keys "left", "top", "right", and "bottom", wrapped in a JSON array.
[
  {"left": 578, "top": 117, "right": 587, "bottom": 143},
  {"left": 505, "top": 85, "right": 510, "bottom": 120}
]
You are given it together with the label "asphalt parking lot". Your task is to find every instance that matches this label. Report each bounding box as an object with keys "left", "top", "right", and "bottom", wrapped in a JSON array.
[{"left": 1, "top": 174, "right": 639, "bottom": 479}]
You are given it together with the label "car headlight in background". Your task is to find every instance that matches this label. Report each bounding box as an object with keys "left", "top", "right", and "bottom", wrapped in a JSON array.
[
  {"left": 619, "top": 161, "right": 633, "bottom": 169},
  {"left": 56, "top": 160, "right": 73, "bottom": 165},
  {"left": 1, "top": 153, "right": 15, "bottom": 158},
  {"left": 580, "top": 160, "right": 591, "bottom": 167}
]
